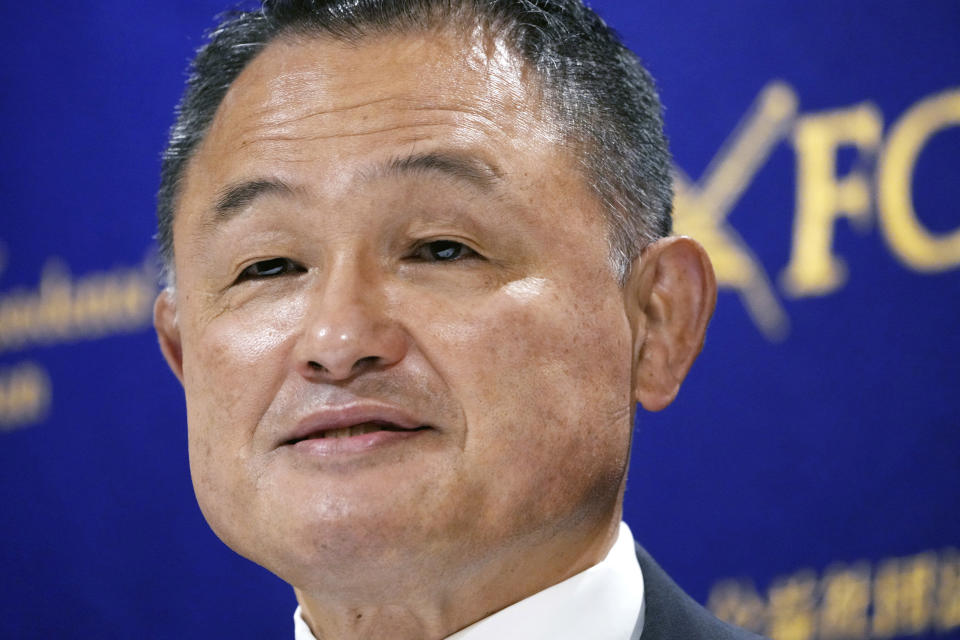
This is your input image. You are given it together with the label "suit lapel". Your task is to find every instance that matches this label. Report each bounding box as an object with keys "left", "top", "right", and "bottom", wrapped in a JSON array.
[{"left": 634, "top": 543, "right": 768, "bottom": 640}]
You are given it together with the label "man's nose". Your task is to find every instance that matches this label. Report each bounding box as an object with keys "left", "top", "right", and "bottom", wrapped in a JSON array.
[{"left": 294, "top": 262, "right": 409, "bottom": 382}]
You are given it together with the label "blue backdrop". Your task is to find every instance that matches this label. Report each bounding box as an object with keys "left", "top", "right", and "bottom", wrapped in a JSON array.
[{"left": 1, "top": 2, "right": 957, "bottom": 638}]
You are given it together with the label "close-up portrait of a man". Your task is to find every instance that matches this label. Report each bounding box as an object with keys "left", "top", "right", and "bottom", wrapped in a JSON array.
[
  {"left": 150, "top": 0, "right": 746, "bottom": 638},
  {"left": 4, "top": 0, "right": 959, "bottom": 638}
]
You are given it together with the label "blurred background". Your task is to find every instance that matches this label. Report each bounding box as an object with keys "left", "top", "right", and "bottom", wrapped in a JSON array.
[{"left": 1, "top": 1, "right": 957, "bottom": 638}]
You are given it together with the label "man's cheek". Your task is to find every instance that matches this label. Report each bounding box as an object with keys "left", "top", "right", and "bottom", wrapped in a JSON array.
[
  {"left": 446, "top": 290, "right": 601, "bottom": 423},
  {"left": 483, "top": 289, "right": 622, "bottom": 384},
  {"left": 183, "top": 337, "right": 253, "bottom": 429},
  {"left": 185, "top": 307, "right": 295, "bottom": 415}
]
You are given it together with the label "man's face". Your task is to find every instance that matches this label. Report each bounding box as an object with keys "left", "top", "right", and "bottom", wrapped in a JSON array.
[{"left": 159, "top": 29, "right": 640, "bottom": 594}]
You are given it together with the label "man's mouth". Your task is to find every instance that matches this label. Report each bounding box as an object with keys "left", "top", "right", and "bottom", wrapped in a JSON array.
[
  {"left": 289, "top": 421, "right": 431, "bottom": 443},
  {"left": 280, "top": 403, "right": 436, "bottom": 454}
]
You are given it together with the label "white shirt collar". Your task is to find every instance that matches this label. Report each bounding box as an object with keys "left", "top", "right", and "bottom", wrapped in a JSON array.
[{"left": 294, "top": 521, "right": 644, "bottom": 640}]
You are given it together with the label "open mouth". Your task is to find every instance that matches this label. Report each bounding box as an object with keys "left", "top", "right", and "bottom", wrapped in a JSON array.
[{"left": 288, "top": 421, "right": 432, "bottom": 443}]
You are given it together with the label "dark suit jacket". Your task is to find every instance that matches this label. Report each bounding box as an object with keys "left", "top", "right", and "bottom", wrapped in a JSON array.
[{"left": 636, "top": 544, "right": 768, "bottom": 640}]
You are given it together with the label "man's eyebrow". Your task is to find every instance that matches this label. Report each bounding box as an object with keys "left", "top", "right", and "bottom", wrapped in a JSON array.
[
  {"left": 380, "top": 151, "right": 503, "bottom": 189},
  {"left": 213, "top": 178, "right": 300, "bottom": 220}
]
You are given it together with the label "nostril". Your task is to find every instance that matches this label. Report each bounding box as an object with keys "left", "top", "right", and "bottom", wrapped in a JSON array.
[
  {"left": 304, "top": 356, "right": 380, "bottom": 378},
  {"left": 355, "top": 355, "right": 379, "bottom": 369}
]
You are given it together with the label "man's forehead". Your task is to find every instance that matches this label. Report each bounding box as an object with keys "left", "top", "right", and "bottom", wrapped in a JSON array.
[
  {"left": 178, "top": 27, "right": 569, "bottom": 215},
  {"left": 212, "top": 28, "right": 547, "bottom": 138}
]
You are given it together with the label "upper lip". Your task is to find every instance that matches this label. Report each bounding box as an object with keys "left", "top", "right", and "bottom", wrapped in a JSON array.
[{"left": 282, "top": 402, "right": 431, "bottom": 445}]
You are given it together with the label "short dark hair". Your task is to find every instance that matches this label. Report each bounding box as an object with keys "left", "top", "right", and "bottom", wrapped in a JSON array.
[{"left": 157, "top": 0, "right": 672, "bottom": 284}]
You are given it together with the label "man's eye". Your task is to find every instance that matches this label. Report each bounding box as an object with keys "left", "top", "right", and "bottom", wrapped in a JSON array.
[
  {"left": 237, "top": 258, "right": 304, "bottom": 281},
  {"left": 414, "top": 240, "right": 477, "bottom": 262}
]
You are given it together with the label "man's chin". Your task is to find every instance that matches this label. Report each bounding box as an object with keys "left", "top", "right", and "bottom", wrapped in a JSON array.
[
  {"left": 248, "top": 516, "right": 469, "bottom": 599},
  {"left": 202, "top": 469, "right": 471, "bottom": 592}
]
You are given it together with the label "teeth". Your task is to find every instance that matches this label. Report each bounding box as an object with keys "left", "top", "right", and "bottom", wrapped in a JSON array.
[
  {"left": 351, "top": 423, "right": 385, "bottom": 437},
  {"left": 320, "top": 423, "right": 387, "bottom": 439}
]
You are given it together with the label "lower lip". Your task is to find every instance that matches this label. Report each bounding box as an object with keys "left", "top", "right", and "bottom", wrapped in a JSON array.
[{"left": 288, "top": 428, "right": 428, "bottom": 457}]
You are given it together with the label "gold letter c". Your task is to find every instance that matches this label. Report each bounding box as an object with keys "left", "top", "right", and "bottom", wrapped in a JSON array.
[{"left": 878, "top": 88, "right": 960, "bottom": 271}]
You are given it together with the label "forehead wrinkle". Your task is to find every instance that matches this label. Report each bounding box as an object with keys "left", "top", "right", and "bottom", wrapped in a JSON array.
[
  {"left": 234, "top": 99, "right": 507, "bottom": 141},
  {"left": 246, "top": 94, "right": 404, "bottom": 127},
  {"left": 227, "top": 107, "right": 514, "bottom": 160},
  {"left": 232, "top": 122, "right": 456, "bottom": 152}
]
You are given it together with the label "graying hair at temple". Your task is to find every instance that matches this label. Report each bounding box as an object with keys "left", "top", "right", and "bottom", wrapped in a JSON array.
[{"left": 156, "top": 0, "right": 673, "bottom": 286}]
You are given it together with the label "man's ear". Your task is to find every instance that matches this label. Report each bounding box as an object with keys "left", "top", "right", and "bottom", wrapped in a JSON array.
[
  {"left": 626, "top": 236, "right": 717, "bottom": 412},
  {"left": 154, "top": 288, "right": 185, "bottom": 385}
]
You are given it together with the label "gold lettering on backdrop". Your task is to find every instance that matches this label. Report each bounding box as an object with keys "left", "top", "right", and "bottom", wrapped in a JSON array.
[
  {"left": 937, "top": 551, "right": 960, "bottom": 631},
  {"left": 673, "top": 81, "right": 798, "bottom": 339},
  {"left": 707, "top": 548, "right": 960, "bottom": 639},
  {"left": 670, "top": 81, "right": 958, "bottom": 337},
  {"left": 0, "top": 254, "right": 157, "bottom": 354},
  {"left": 878, "top": 89, "right": 960, "bottom": 271},
  {"left": 873, "top": 553, "right": 939, "bottom": 636},
  {"left": 0, "top": 361, "right": 51, "bottom": 430},
  {"left": 0, "top": 247, "right": 158, "bottom": 432},
  {"left": 707, "top": 579, "right": 769, "bottom": 631},
  {"left": 781, "top": 103, "right": 883, "bottom": 297},
  {"left": 819, "top": 563, "right": 871, "bottom": 639},
  {"left": 767, "top": 571, "right": 818, "bottom": 640},
  {"left": 873, "top": 558, "right": 902, "bottom": 638}
]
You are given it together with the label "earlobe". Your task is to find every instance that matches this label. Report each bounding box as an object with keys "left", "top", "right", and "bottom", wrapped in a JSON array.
[
  {"left": 154, "top": 289, "right": 185, "bottom": 384},
  {"left": 628, "top": 236, "right": 717, "bottom": 412}
]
